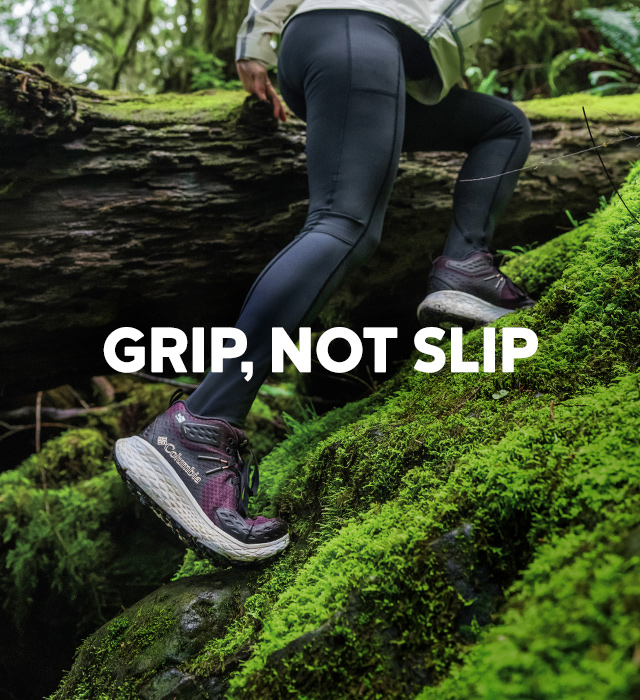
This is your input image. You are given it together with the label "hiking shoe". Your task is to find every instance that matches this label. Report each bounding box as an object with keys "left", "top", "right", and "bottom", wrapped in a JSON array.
[
  {"left": 417, "top": 251, "right": 535, "bottom": 329},
  {"left": 113, "top": 398, "right": 289, "bottom": 564}
]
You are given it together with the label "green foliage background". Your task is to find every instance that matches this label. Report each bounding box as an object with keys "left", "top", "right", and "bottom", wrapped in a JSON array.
[{"left": 2, "top": 0, "right": 640, "bottom": 96}]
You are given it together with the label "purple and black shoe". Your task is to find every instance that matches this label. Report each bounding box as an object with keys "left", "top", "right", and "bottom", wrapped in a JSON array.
[
  {"left": 114, "top": 398, "right": 289, "bottom": 564},
  {"left": 417, "top": 251, "right": 535, "bottom": 329}
]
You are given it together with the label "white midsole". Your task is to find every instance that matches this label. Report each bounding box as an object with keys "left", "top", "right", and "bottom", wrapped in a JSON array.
[
  {"left": 418, "top": 290, "right": 514, "bottom": 325},
  {"left": 114, "top": 436, "right": 289, "bottom": 562}
]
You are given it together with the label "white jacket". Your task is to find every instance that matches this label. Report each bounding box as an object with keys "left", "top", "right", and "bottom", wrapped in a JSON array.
[{"left": 236, "top": 0, "right": 505, "bottom": 104}]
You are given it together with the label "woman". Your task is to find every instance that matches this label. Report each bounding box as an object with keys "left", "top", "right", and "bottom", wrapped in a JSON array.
[{"left": 114, "top": 0, "right": 533, "bottom": 564}]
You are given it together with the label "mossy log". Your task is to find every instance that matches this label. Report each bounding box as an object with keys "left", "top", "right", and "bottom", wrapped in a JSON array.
[{"left": 1, "top": 58, "right": 638, "bottom": 397}]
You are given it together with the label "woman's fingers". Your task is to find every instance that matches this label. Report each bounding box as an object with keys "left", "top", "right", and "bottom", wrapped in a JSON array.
[
  {"left": 266, "top": 82, "right": 287, "bottom": 122},
  {"left": 236, "top": 60, "right": 287, "bottom": 122},
  {"left": 254, "top": 71, "right": 269, "bottom": 101}
]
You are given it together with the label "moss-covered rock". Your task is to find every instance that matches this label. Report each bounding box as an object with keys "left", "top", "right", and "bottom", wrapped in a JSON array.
[
  {"left": 52, "top": 155, "right": 640, "bottom": 698},
  {"left": 0, "top": 386, "right": 185, "bottom": 698},
  {"left": 53, "top": 571, "right": 259, "bottom": 699},
  {"left": 0, "top": 370, "right": 308, "bottom": 697},
  {"left": 421, "top": 517, "right": 640, "bottom": 700}
]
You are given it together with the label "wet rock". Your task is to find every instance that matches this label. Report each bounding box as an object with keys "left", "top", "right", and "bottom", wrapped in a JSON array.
[
  {"left": 430, "top": 522, "right": 500, "bottom": 629},
  {"left": 53, "top": 569, "right": 257, "bottom": 700},
  {"left": 140, "top": 668, "right": 202, "bottom": 700}
]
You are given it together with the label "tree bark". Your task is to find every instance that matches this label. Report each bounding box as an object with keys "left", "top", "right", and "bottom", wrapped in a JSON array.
[
  {"left": 1, "top": 59, "right": 637, "bottom": 399},
  {"left": 204, "top": 0, "right": 250, "bottom": 67},
  {"left": 111, "top": 0, "right": 154, "bottom": 90}
]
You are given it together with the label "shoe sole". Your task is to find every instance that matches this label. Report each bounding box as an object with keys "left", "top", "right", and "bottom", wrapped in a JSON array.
[
  {"left": 114, "top": 436, "right": 290, "bottom": 565},
  {"left": 417, "top": 290, "right": 517, "bottom": 330}
]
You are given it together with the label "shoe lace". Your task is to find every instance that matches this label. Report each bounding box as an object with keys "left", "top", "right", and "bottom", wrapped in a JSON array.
[
  {"left": 482, "top": 271, "right": 505, "bottom": 289},
  {"left": 483, "top": 265, "right": 529, "bottom": 297},
  {"left": 200, "top": 439, "right": 259, "bottom": 519},
  {"left": 230, "top": 442, "right": 259, "bottom": 518}
]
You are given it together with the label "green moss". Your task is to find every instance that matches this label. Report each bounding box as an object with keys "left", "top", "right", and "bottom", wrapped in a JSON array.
[
  {"left": 0, "top": 57, "right": 36, "bottom": 72},
  {"left": 0, "top": 104, "right": 21, "bottom": 129},
  {"left": 421, "top": 519, "right": 640, "bottom": 700},
  {"left": 226, "top": 371, "right": 640, "bottom": 697},
  {"left": 517, "top": 92, "right": 640, "bottom": 122},
  {"left": 248, "top": 396, "right": 377, "bottom": 519},
  {"left": 181, "top": 546, "right": 312, "bottom": 679},
  {"left": 53, "top": 604, "right": 175, "bottom": 699},
  {"left": 80, "top": 89, "right": 246, "bottom": 126},
  {"left": 0, "top": 384, "right": 184, "bottom": 641},
  {"left": 53, "top": 122, "right": 640, "bottom": 697},
  {"left": 501, "top": 212, "right": 598, "bottom": 296},
  {"left": 209, "top": 161, "right": 640, "bottom": 696},
  {"left": 4, "top": 427, "right": 112, "bottom": 485}
]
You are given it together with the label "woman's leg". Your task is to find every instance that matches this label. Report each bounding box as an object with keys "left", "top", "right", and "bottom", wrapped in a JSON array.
[
  {"left": 187, "top": 10, "right": 407, "bottom": 426},
  {"left": 402, "top": 86, "right": 532, "bottom": 259}
]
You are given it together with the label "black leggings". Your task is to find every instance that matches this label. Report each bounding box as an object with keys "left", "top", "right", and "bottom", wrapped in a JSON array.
[{"left": 187, "top": 9, "right": 532, "bottom": 425}]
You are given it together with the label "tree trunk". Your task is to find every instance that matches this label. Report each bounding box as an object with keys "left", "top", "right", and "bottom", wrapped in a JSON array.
[
  {"left": 204, "top": 0, "right": 250, "bottom": 69},
  {"left": 0, "top": 59, "right": 637, "bottom": 399}
]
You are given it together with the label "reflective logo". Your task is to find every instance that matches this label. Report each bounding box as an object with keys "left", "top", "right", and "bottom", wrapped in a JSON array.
[{"left": 157, "top": 437, "right": 201, "bottom": 483}]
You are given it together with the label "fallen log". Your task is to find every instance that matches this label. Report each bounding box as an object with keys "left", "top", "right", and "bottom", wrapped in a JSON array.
[{"left": 1, "top": 58, "right": 637, "bottom": 398}]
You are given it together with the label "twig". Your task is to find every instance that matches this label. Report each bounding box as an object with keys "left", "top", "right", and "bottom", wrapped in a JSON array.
[
  {"left": 129, "top": 371, "right": 303, "bottom": 400},
  {"left": 309, "top": 359, "right": 378, "bottom": 393},
  {"left": 66, "top": 385, "right": 91, "bottom": 410},
  {"left": 582, "top": 106, "right": 640, "bottom": 226},
  {"left": 445, "top": 385, "right": 481, "bottom": 416},
  {"left": 130, "top": 372, "right": 201, "bottom": 390},
  {"left": 497, "top": 63, "right": 544, "bottom": 78},
  {"left": 40, "top": 464, "right": 50, "bottom": 516},
  {"left": 35, "top": 390, "right": 42, "bottom": 453},
  {"left": 0, "top": 422, "right": 69, "bottom": 444},
  {"left": 460, "top": 133, "right": 640, "bottom": 182},
  {"left": 92, "top": 376, "right": 116, "bottom": 403},
  {"left": 0, "top": 405, "right": 118, "bottom": 422},
  {"left": 365, "top": 365, "right": 379, "bottom": 393}
]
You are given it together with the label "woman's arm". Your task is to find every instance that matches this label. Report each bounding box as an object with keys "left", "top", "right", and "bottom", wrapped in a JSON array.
[
  {"left": 235, "top": 0, "right": 303, "bottom": 122},
  {"left": 236, "top": 0, "right": 303, "bottom": 66}
]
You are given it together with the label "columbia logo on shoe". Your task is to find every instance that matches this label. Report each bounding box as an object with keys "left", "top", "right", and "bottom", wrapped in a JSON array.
[{"left": 157, "top": 436, "right": 201, "bottom": 483}]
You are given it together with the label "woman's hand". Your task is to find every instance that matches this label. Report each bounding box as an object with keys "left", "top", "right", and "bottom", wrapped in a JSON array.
[{"left": 236, "top": 59, "right": 287, "bottom": 122}]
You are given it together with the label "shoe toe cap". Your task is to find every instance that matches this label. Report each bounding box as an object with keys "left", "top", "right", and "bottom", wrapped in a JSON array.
[
  {"left": 247, "top": 516, "right": 288, "bottom": 543},
  {"left": 214, "top": 508, "right": 288, "bottom": 544}
]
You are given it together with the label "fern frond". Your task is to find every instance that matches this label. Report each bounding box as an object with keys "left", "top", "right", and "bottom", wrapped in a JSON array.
[
  {"left": 576, "top": 7, "right": 640, "bottom": 72},
  {"left": 548, "top": 47, "right": 625, "bottom": 96}
]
